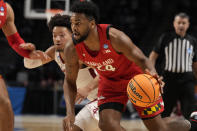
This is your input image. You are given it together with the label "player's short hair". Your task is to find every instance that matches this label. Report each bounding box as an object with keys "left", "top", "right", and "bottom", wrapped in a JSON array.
[
  {"left": 71, "top": 1, "right": 100, "bottom": 23},
  {"left": 48, "top": 14, "right": 71, "bottom": 32},
  {"left": 174, "top": 12, "right": 190, "bottom": 21}
]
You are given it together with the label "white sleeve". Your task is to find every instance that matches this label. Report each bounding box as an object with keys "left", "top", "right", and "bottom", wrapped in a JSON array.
[{"left": 24, "top": 58, "right": 43, "bottom": 69}]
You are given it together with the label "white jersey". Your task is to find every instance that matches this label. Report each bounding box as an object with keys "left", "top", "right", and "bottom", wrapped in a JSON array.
[{"left": 54, "top": 51, "right": 98, "bottom": 101}]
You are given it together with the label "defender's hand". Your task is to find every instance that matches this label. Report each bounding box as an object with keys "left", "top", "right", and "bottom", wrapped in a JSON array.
[
  {"left": 29, "top": 50, "right": 50, "bottom": 61},
  {"left": 63, "top": 114, "right": 75, "bottom": 131},
  {"left": 20, "top": 43, "right": 36, "bottom": 51}
]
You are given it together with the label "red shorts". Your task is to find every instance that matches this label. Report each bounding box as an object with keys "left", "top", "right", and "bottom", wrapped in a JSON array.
[
  {"left": 134, "top": 97, "right": 164, "bottom": 119},
  {"left": 97, "top": 78, "right": 129, "bottom": 108},
  {"left": 98, "top": 78, "right": 164, "bottom": 119}
]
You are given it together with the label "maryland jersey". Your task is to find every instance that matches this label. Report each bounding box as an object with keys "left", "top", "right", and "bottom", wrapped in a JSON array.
[
  {"left": 0, "top": 0, "right": 6, "bottom": 29},
  {"left": 74, "top": 24, "right": 164, "bottom": 117},
  {"left": 54, "top": 51, "right": 98, "bottom": 101},
  {"left": 74, "top": 24, "right": 142, "bottom": 81}
]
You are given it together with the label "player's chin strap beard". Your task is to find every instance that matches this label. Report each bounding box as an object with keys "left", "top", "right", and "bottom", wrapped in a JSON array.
[{"left": 74, "top": 29, "right": 90, "bottom": 43}]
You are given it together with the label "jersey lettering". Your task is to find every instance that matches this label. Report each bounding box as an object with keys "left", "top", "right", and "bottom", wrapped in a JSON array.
[{"left": 97, "top": 65, "right": 116, "bottom": 71}]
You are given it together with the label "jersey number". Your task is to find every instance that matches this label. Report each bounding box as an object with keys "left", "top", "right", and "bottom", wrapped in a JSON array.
[{"left": 97, "top": 65, "right": 116, "bottom": 71}]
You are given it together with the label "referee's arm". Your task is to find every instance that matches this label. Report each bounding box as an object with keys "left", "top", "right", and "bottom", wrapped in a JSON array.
[
  {"left": 149, "top": 34, "right": 165, "bottom": 67},
  {"left": 192, "top": 38, "right": 197, "bottom": 80},
  {"left": 192, "top": 62, "right": 197, "bottom": 80}
]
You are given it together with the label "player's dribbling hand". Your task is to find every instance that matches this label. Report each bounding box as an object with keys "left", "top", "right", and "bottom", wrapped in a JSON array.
[
  {"left": 63, "top": 114, "right": 75, "bottom": 131},
  {"left": 145, "top": 69, "right": 165, "bottom": 94}
]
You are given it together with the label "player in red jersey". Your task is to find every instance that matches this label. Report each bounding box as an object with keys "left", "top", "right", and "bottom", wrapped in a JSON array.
[
  {"left": 62, "top": 1, "right": 197, "bottom": 131},
  {"left": 0, "top": 1, "right": 46, "bottom": 131}
]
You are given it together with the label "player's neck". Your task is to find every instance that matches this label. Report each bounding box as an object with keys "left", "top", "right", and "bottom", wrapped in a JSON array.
[
  {"left": 84, "top": 27, "right": 100, "bottom": 51},
  {"left": 57, "top": 51, "right": 65, "bottom": 63}
]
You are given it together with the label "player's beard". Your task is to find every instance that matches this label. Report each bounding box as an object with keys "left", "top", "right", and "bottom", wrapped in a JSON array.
[{"left": 74, "top": 29, "right": 90, "bottom": 43}]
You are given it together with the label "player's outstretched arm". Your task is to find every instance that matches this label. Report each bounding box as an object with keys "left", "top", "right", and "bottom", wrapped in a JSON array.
[
  {"left": 109, "top": 27, "right": 156, "bottom": 73},
  {"left": 24, "top": 46, "right": 55, "bottom": 69},
  {"left": 63, "top": 40, "right": 79, "bottom": 131},
  {"left": 2, "top": 3, "right": 41, "bottom": 59},
  {"left": 109, "top": 28, "right": 164, "bottom": 88}
]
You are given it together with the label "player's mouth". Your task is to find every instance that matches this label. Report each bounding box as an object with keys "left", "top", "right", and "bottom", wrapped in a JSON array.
[
  {"left": 55, "top": 43, "right": 62, "bottom": 46},
  {"left": 73, "top": 32, "right": 80, "bottom": 38}
]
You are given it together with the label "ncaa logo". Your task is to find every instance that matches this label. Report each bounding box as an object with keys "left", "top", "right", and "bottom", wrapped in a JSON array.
[
  {"left": 103, "top": 44, "right": 108, "bottom": 49},
  {"left": 0, "top": 7, "right": 4, "bottom": 12},
  {"left": 187, "top": 48, "right": 192, "bottom": 54}
]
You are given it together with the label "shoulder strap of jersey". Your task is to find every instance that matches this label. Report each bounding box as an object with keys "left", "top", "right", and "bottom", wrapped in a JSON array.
[{"left": 98, "top": 24, "right": 112, "bottom": 40}]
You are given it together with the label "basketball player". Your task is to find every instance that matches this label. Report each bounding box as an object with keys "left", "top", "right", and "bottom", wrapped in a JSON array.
[
  {"left": 0, "top": 1, "right": 47, "bottom": 131},
  {"left": 23, "top": 14, "right": 100, "bottom": 131},
  {"left": 62, "top": 1, "right": 197, "bottom": 131}
]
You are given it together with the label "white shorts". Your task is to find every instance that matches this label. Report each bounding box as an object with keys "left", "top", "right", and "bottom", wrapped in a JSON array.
[{"left": 74, "top": 100, "right": 100, "bottom": 131}]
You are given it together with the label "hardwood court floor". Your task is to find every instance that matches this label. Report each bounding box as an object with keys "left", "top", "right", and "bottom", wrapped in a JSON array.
[{"left": 14, "top": 115, "right": 148, "bottom": 131}]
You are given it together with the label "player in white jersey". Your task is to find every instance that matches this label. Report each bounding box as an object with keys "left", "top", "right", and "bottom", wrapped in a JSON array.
[{"left": 23, "top": 14, "right": 100, "bottom": 131}]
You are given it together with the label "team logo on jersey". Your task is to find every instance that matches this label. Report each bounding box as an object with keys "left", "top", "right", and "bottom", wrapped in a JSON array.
[
  {"left": 103, "top": 49, "right": 111, "bottom": 54},
  {"left": 98, "top": 95, "right": 106, "bottom": 100},
  {"left": 103, "top": 44, "right": 111, "bottom": 54},
  {"left": 0, "top": 12, "right": 4, "bottom": 16},
  {"left": 187, "top": 48, "right": 192, "bottom": 54},
  {"left": 0, "top": 7, "right": 4, "bottom": 12},
  {"left": 103, "top": 44, "right": 108, "bottom": 49}
]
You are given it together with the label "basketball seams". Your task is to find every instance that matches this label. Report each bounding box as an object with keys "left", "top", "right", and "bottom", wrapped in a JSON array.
[
  {"left": 127, "top": 87, "right": 152, "bottom": 104},
  {"left": 142, "top": 74, "right": 156, "bottom": 103},
  {"left": 127, "top": 74, "right": 160, "bottom": 107},
  {"left": 133, "top": 78, "right": 152, "bottom": 102}
]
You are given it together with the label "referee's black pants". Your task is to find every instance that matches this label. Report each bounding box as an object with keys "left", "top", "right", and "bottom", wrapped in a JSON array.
[{"left": 161, "top": 72, "right": 196, "bottom": 119}]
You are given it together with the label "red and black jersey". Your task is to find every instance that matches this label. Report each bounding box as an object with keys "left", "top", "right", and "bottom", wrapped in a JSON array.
[
  {"left": 74, "top": 24, "right": 142, "bottom": 81},
  {"left": 0, "top": 0, "right": 7, "bottom": 29}
]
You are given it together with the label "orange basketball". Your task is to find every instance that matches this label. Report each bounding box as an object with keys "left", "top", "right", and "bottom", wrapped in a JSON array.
[{"left": 127, "top": 74, "right": 161, "bottom": 107}]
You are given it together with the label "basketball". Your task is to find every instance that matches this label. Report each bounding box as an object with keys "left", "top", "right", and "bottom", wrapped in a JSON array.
[{"left": 127, "top": 74, "right": 161, "bottom": 107}]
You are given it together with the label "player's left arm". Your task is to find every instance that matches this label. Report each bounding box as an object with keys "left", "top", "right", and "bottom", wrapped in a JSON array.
[
  {"left": 109, "top": 28, "right": 164, "bottom": 88},
  {"left": 2, "top": 3, "right": 37, "bottom": 58},
  {"left": 109, "top": 27, "right": 156, "bottom": 73}
]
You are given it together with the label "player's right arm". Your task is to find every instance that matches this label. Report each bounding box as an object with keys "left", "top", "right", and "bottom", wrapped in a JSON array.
[
  {"left": 23, "top": 46, "right": 55, "bottom": 69},
  {"left": 63, "top": 40, "right": 79, "bottom": 131}
]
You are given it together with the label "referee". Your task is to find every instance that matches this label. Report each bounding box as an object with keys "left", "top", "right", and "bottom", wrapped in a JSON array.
[{"left": 149, "top": 12, "right": 197, "bottom": 119}]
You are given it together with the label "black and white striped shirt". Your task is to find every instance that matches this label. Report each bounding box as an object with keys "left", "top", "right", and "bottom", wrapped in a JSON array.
[{"left": 153, "top": 32, "right": 197, "bottom": 73}]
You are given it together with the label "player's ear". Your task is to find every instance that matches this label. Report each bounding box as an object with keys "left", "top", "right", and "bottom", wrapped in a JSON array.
[{"left": 90, "top": 19, "right": 96, "bottom": 29}]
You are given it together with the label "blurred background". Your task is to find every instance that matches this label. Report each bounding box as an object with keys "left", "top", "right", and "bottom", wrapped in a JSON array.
[{"left": 1, "top": 0, "right": 197, "bottom": 123}]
